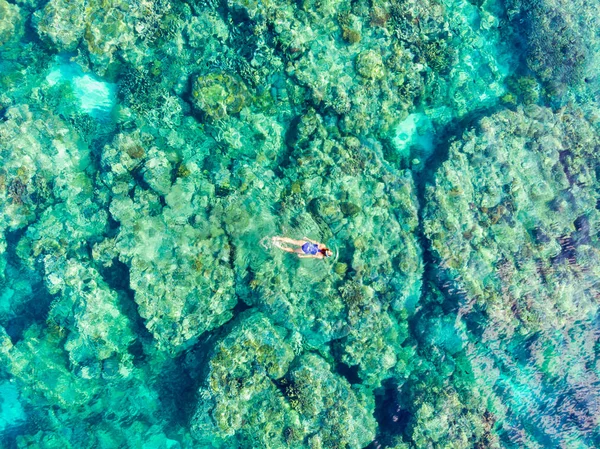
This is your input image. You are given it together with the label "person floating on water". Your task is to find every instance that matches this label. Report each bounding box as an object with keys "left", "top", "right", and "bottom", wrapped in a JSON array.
[{"left": 272, "top": 236, "right": 333, "bottom": 259}]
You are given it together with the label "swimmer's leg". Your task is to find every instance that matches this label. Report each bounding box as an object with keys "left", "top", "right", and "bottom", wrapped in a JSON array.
[
  {"left": 272, "top": 237, "right": 305, "bottom": 246},
  {"left": 272, "top": 240, "right": 293, "bottom": 252},
  {"left": 259, "top": 236, "right": 272, "bottom": 250}
]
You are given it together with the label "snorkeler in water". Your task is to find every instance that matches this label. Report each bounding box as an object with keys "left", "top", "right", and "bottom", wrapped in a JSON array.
[{"left": 272, "top": 236, "right": 333, "bottom": 259}]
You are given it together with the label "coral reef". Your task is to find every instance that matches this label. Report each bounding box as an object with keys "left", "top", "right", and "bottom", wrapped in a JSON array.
[
  {"left": 1, "top": 0, "right": 599, "bottom": 447},
  {"left": 191, "top": 312, "right": 376, "bottom": 448},
  {"left": 34, "top": 0, "right": 86, "bottom": 51},
  {"left": 283, "top": 353, "right": 377, "bottom": 448},
  {"left": 504, "top": 0, "right": 600, "bottom": 96},
  {"left": 211, "top": 109, "right": 424, "bottom": 381},
  {"left": 0, "top": 0, "right": 23, "bottom": 48},
  {"left": 191, "top": 73, "right": 248, "bottom": 120},
  {"left": 424, "top": 105, "right": 600, "bottom": 336},
  {"left": 191, "top": 312, "right": 295, "bottom": 447},
  {"left": 93, "top": 125, "right": 246, "bottom": 353},
  {"left": 44, "top": 259, "right": 136, "bottom": 369},
  {"left": 0, "top": 104, "right": 89, "bottom": 243}
]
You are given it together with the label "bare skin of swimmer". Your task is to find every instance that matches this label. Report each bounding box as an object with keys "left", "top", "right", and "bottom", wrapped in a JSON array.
[{"left": 272, "top": 236, "right": 332, "bottom": 259}]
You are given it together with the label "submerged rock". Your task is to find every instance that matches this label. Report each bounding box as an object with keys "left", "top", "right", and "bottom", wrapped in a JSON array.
[
  {"left": 0, "top": 0, "right": 23, "bottom": 47},
  {"left": 191, "top": 73, "right": 248, "bottom": 120},
  {"left": 34, "top": 0, "right": 86, "bottom": 51}
]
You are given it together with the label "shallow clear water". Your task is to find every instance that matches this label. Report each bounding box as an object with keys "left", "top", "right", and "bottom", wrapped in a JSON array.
[{"left": 0, "top": 0, "right": 599, "bottom": 447}]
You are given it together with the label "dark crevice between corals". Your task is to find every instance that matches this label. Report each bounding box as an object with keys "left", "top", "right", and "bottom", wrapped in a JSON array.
[
  {"left": 231, "top": 296, "right": 251, "bottom": 316},
  {"left": 4, "top": 227, "right": 29, "bottom": 266},
  {"left": 0, "top": 422, "right": 24, "bottom": 449},
  {"left": 368, "top": 379, "right": 412, "bottom": 449},
  {"left": 95, "top": 258, "right": 154, "bottom": 366},
  {"left": 221, "top": 214, "right": 249, "bottom": 316},
  {"left": 334, "top": 362, "right": 361, "bottom": 385},
  {"left": 273, "top": 115, "right": 304, "bottom": 179},
  {"left": 410, "top": 103, "right": 506, "bottom": 311},
  {"left": 3, "top": 285, "right": 54, "bottom": 346},
  {"left": 272, "top": 375, "right": 290, "bottom": 398},
  {"left": 155, "top": 343, "right": 210, "bottom": 432},
  {"left": 87, "top": 126, "right": 119, "bottom": 179},
  {"left": 21, "top": 9, "right": 49, "bottom": 48},
  {"left": 369, "top": 105, "right": 507, "bottom": 444},
  {"left": 226, "top": 8, "right": 261, "bottom": 68},
  {"left": 104, "top": 213, "right": 121, "bottom": 239},
  {"left": 97, "top": 257, "right": 232, "bottom": 435},
  {"left": 2, "top": 228, "right": 54, "bottom": 344},
  {"left": 129, "top": 163, "right": 154, "bottom": 194},
  {"left": 163, "top": 309, "right": 258, "bottom": 432}
]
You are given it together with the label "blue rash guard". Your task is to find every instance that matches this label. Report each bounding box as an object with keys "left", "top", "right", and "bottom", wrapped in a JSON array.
[{"left": 301, "top": 242, "right": 319, "bottom": 255}]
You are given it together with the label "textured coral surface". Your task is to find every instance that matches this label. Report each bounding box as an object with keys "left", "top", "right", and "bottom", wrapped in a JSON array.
[{"left": 0, "top": 0, "right": 599, "bottom": 447}]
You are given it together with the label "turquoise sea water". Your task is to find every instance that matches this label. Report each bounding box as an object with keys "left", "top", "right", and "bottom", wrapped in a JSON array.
[{"left": 1, "top": 0, "right": 599, "bottom": 447}]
